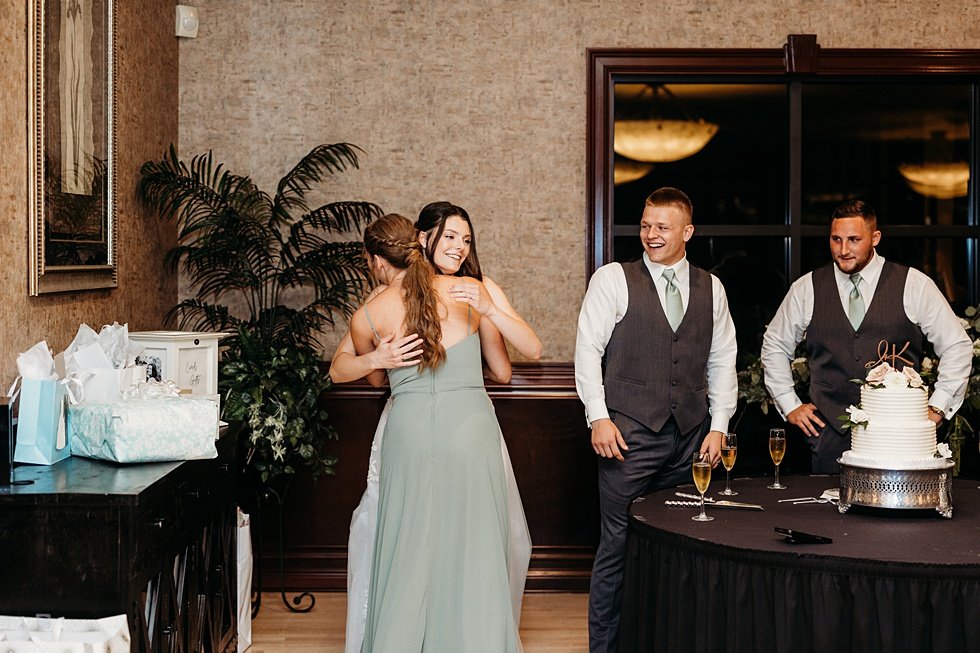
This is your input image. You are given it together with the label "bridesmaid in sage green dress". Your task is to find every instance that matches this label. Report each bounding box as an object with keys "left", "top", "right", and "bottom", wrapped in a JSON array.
[{"left": 350, "top": 214, "right": 522, "bottom": 652}]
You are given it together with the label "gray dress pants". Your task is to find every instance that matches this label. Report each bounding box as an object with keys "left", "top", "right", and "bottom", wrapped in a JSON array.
[
  {"left": 808, "top": 420, "right": 849, "bottom": 474},
  {"left": 588, "top": 410, "right": 710, "bottom": 653}
]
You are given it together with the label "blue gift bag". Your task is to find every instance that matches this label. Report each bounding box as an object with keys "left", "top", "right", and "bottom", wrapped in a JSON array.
[{"left": 12, "top": 378, "right": 70, "bottom": 465}]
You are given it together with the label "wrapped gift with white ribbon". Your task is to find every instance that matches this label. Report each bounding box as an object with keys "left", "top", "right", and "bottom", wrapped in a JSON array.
[{"left": 0, "top": 613, "right": 129, "bottom": 653}]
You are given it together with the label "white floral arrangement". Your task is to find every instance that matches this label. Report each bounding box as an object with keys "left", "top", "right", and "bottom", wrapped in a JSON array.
[
  {"left": 862, "top": 361, "right": 926, "bottom": 390},
  {"left": 839, "top": 362, "right": 926, "bottom": 431},
  {"left": 936, "top": 442, "right": 953, "bottom": 459}
]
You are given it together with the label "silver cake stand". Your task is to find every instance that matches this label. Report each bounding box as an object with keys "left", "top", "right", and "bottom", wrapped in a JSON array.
[{"left": 837, "top": 459, "right": 955, "bottom": 519}]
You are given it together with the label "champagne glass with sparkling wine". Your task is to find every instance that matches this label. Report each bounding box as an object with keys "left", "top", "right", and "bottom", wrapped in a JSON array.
[
  {"left": 691, "top": 451, "right": 714, "bottom": 522},
  {"left": 768, "top": 428, "right": 787, "bottom": 490},
  {"left": 719, "top": 432, "right": 738, "bottom": 496}
]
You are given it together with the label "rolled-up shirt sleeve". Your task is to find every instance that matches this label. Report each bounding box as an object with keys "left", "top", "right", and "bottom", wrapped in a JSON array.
[
  {"left": 761, "top": 275, "right": 813, "bottom": 420},
  {"left": 905, "top": 269, "right": 973, "bottom": 417},
  {"left": 574, "top": 264, "right": 627, "bottom": 426},
  {"left": 706, "top": 276, "right": 738, "bottom": 433}
]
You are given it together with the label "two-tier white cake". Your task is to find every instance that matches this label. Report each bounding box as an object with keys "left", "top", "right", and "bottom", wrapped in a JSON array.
[{"left": 840, "top": 363, "right": 948, "bottom": 470}]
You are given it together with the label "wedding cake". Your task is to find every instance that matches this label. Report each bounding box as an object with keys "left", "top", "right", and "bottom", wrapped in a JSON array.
[{"left": 839, "top": 362, "right": 950, "bottom": 470}]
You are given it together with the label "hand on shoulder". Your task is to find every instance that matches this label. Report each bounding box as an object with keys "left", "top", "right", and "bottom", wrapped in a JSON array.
[{"left": 448, "top": 277, "right": 497, "bottom": 317}]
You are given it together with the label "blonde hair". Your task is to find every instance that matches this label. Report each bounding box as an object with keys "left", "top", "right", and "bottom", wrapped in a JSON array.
[{"left": 363, "top": 214, "right": 445, "bottom": 370}]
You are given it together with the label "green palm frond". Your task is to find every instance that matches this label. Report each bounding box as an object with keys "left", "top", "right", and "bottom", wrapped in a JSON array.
[
  {"left": 140, "top": 142, "right": 379, "bottom": 352},
  {"left": 295, "top": 201, "right": 384, "bottom": 235},
  {"left": 139, "top": 145, "right": 273, "bottom": 242},
  {"left": 280, "top": 241, "right": 368, "bottom": 289},
  {"left": 164, "top": 299, "right": 241, "bottom": 334},
  {"left": 271, "top": 143, "right": 363, "bottom": 225}
]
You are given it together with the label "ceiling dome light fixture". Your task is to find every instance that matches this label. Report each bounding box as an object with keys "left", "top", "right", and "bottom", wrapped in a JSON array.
[
  {"left": 613, "top": 158, "right": 654, "bottom": 185},
  {"left": 898, "top": 162, "right": 970, "bottom": 200},
  {"left": 614, "top": 85, "right": 719, "bottom": 163}
]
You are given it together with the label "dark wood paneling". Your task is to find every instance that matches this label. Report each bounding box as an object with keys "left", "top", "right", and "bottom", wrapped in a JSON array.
[{"left": 257, "top": 362, "right": 598, "bottom": 592}]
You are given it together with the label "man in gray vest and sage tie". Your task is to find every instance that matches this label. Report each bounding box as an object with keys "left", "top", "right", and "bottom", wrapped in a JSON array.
[
  {"left": 574, "top": 187, "right": 737, "bottom": 653},
  {"left": 761, "top": 199, "right": 972, "bottom": 473}
]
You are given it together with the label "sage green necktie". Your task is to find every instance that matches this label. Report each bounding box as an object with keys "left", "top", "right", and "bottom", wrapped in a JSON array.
[
  {"left": 848, "top": 273, "right": 865, "bottom": 330},
  {"left": 662, "top": 268, "right": 684, "bottom": 332}
]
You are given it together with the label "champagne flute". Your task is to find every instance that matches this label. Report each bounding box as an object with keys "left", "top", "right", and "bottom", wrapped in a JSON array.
[
  {"left": 768, "top": 428, "right": 787, "bottom": 490},
  {"left": 719, "top": 432, "right": 738, "bottom": 496},
  {"left": 691, "top": 451, "right": 713, "bottom": 522}
]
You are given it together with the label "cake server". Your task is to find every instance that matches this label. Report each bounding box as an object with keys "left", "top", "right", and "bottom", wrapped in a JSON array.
[{"left": 665, "top": 499, "right": 764, "bottom": 510}]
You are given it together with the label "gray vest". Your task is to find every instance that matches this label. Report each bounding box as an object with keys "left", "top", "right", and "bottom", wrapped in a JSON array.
[
  {"left": 807, "top": 261, "right": 923, "bottom": 435},
  {"left": 604, "top": 260, "right": 714, "bottom": 434}
]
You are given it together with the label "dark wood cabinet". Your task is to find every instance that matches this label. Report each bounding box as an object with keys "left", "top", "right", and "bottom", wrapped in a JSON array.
[{"left": 0, "top": 426, "right": 238, "bottom": 653}]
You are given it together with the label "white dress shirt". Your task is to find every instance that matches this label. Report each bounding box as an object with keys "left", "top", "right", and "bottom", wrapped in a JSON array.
[
  {"left": 760, "top": 252, "right": 973, "bottom": 420},
  {"left": 574, "top": 254, "right": 738, "bottom": 434}
]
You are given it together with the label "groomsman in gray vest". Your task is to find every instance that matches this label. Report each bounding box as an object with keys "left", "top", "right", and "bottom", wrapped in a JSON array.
[
  {"left": 761, "top": 200, "right": 972, "bottom": 473},
  {"left": 575, "top": 187, "right": 737, "bottom": 653}
]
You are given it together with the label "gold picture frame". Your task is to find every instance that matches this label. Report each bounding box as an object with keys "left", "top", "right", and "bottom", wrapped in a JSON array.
[{"left": 28, "top": 0, "right": 117, "bottom": 295}]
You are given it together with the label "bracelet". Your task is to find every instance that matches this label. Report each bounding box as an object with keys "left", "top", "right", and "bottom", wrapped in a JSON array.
[{"left": 928, "top": 405, "right": 945, "bottom": 420}]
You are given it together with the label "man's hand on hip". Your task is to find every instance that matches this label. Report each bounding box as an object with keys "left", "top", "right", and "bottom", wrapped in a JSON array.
[
  {"left": 787, "top": 403, "right": 825, "bottom": 438},
  {"left": 591, "top": 418, "right": 628, "bottom": 462}
]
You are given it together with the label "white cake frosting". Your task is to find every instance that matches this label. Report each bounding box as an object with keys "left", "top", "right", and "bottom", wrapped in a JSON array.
[{"left": 840, "top": 382, "right": 947, "bottom": 470}]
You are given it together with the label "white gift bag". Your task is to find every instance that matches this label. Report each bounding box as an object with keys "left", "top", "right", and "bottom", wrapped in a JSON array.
[
  {"left": 0, "top": 614, "right": 130, "bottom": 653},
  {"left": 237, "top": 509, "right": 253, "bottom": 653}
]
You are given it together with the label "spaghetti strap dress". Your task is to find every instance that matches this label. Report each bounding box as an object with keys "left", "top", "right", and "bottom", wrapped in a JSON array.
[{"left": 360, "top": 327, "right": 521, "bottom": 652}]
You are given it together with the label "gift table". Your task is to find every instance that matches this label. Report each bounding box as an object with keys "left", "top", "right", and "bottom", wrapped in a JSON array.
[
  {"left": 0, "top": 424, "right": 239, "bottom": 653},
  {"left": 619, "top": 474, "right": 980, "bottom": 653}
]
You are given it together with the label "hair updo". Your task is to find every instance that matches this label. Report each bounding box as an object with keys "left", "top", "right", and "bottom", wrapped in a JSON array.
[{"left": 363, "top": 214, "right": 445, "bottom": 370}]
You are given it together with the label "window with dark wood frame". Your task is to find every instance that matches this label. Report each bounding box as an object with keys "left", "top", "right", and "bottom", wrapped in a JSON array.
[{"left": 587, "top": 35, "right": 980, "bottom": 357}]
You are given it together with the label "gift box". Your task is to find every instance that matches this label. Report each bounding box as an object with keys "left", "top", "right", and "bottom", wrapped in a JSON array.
[
  {"left": 129, "top": 331, "right": 226, "bottom": 396},
  {"left": 0, "top": 614, "right": 129, "bottom": 653},
  {"left": 67, "top": 397, "right": 218, "bottom": 463}
]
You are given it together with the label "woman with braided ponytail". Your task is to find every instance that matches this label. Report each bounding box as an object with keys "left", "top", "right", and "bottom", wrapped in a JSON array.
[
  {"left": 348, "top": 214, "right": 520, "bottom": 652},
  {"left": 338, "top": 205, "right": 538, "bottom": 653}
]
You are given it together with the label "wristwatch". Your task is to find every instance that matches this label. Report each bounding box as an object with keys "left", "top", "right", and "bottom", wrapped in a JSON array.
[{"left": 928, "top": 405, "right": 945, "bottom": 421}]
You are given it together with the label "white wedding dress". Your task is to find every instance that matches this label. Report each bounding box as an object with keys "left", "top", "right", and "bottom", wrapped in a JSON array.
[{"left": 345, "top": 398, "right": 532, "bottom": 653}]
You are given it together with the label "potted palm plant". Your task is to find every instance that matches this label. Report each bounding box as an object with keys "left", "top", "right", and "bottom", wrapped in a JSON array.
[{"left": 137, "top": 143, "right": 382, "bottom": 484}]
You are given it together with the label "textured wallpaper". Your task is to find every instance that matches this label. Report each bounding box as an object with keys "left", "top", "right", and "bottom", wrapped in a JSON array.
[
  {"left": 4, "top": 0, "right": 973, "bottom": 376},
  {"left": 0, "top": 1, "right": 179, "bottom": 386},
  {"left": 178, "top": 0, "right": 980, "bottom": 361}
]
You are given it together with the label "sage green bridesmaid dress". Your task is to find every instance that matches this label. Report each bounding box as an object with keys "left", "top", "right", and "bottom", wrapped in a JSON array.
[{"left": 361, "top": 332, "right": 521, "bottom": 652}]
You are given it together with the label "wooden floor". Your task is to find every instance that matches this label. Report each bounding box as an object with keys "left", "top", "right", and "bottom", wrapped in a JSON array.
[{"left": 247, "top": 592, "right": 589, "bottom": 652}]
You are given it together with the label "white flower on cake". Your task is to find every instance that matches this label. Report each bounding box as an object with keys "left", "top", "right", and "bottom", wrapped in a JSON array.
[
  {"left": 937, "top": 442, "right": 953, "bottom": 459},
  {"left": 846, "top": 405, "right": 869, "bottom": 425},
  {"left": 862, "top": 361, "right": 926, "bottom": 390},
  {"left": 902, "top": 366, "right": 924, "bottom": 388},
  {"left": 865, "top": 362, "right": 891, "bottom": 385},
  {"left": 882, "top": 370, "right": 909, "bottom": 388}
]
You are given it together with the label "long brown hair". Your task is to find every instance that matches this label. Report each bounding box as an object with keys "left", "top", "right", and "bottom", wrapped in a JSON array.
[
  {"left": 415, "top": 201, "right": 483, "bottom": 281},
  {"left": 363, "top": 214, "right": 446, "bottom": 370}
]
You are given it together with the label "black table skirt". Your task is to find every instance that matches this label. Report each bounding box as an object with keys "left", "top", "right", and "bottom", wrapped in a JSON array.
[{"left": 620, "top": 475, "right": 980, "bottom": 653}]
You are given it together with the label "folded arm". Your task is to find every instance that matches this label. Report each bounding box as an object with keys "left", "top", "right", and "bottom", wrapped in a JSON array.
[{"left": 449, "top": 277, "right": 542, "bottom": 361}]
